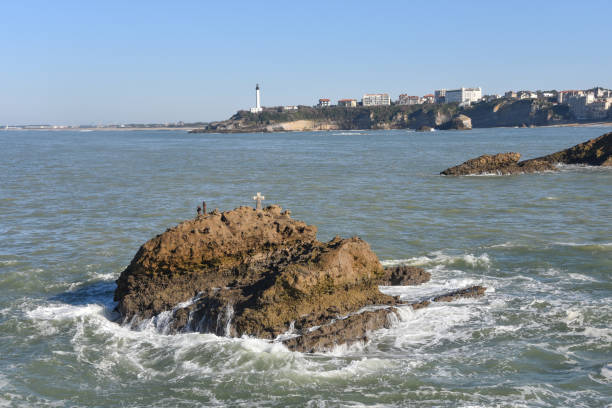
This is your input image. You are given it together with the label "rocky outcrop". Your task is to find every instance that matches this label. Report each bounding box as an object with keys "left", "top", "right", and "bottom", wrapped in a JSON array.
[
  {"left": 378, "top": 265, "right": 431, "bottom": 286},
  {"left": 115, "top": 205, "right": 486, "bottom": 352},
  {"left": 525, "top": 131, "right": 612, "bottom": 166},
  {"left": 447, "top": 114, "right": 472, "bottom": 130},
  {"left": 283, "top": 284, "right": 486, "bottom": 352},
  {"left": 441, "top": 132, "right": 612, "bottom": 175},
  {"left": 441, "top": 153, "right": 522, "bottom": 175}
]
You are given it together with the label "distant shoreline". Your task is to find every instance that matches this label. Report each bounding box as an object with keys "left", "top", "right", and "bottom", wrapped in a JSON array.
[
  {"left": 3, "top": 127, "right": 199, "bottom": 132},
  {"left": 4, "top": 121, "right": 612, "bottom": 133}
]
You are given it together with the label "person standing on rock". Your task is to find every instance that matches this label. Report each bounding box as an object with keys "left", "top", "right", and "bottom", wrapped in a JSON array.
[
  {"left": 196, "top": 206, "right": 201, "bottom": 217},
  {"left": 202, "top": 201, "right": 207, "bottom": 215}
]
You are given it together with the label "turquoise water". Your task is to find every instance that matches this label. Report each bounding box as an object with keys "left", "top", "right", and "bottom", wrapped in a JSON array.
[{"left": 0, "top": 127, "right": 611, "bottom": 407}]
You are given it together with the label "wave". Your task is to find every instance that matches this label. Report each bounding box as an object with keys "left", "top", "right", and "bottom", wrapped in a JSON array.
[
  {"left": 381, "top": 251, "right": 491, "bottom": 268},
  {"left": 553, "top": 241, "right": 612, "bottom": 250}
]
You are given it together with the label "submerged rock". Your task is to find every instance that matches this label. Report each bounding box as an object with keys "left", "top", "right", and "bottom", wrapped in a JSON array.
[
  {"left": 115, "top": 205, "right": 486, "bottom": 352},
  {"left": 440, "top": 132, "right": 612, "bottom": 175}
]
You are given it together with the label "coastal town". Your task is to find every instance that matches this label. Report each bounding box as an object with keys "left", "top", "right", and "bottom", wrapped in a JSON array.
[{"left": 266, "top": 85, "right": 612, "bottom": 122}]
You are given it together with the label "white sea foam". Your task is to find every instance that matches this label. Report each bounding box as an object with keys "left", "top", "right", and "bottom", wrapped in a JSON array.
[
  {"left": 488, "top": 241, "right": 518, "bottom": 248},
  {"left": 88, "top": 272, "right": 117, "bottom": 281},
  {"left": 582, "top": 327, "right": 612, "bottom": 341},
  {"left": 26, "top": 303, "right": 106, "bottom": 321},
  {"left": 0, "top": 373, "right": 9, "bottom": 391},
  {"left": 568, "top": 273, "right": 599, "bottom": 282},
  {"left": 554, "top": 241, "right": 612, "bottom": 249},
  {"left": 380, "top": 251, "right": 491, "bottom": 268},
  {"left": 601, "top": 363, "right": 612, "bottom": 382}
]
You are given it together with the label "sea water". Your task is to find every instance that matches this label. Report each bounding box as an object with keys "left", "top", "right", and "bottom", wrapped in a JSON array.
[{"left": 0, "top": 126, "right": 611, "bottom": 407}]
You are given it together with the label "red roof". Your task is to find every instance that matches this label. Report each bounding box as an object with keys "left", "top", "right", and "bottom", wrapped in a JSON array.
[
  {"left": 338, "top": 99, "right": 356, "bottom": 102},
  {"left": 319, "top": 98, "right": 330, "bottom": 101},
  {"left": 423, "top": 94, "right": 434, "bottom": 97}
]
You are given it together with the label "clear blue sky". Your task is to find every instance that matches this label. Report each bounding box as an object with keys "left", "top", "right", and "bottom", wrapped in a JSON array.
[{"left": 1, "top": 0, "right": 610, "bottom": 125}]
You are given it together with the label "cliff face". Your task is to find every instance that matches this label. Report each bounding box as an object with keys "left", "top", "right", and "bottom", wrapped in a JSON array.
[
  {"left": 190, "top": 99, "right": 575, "bottom": 134},
  {"left": 465, "top": 99, "right": 571, "bottom": 128},
  {"left": 115, "top": 205, "right": 486, "bottom": 352}
]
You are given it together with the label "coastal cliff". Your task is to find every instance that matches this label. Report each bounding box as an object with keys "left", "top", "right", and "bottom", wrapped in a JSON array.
[
  {"left": 190, "top": 99, "right": 574, "bottom": 133},
  {"left": 115, "top": 205, "right": 485, "bottom": 352}
]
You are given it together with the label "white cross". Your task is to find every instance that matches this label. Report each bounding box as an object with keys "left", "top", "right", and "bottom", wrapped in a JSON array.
[{"left": 253, "top": 192, "right": 265, "bottom": 210}]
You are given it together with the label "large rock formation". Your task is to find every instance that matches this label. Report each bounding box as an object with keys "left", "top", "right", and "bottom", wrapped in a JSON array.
[
  {"left": 448, "top": 114, "right": 472, "bottom": 130},
  {"left": 441, "top": 132, "right": 612, "bottom": 175},
  {"left": 526, "top": 131, "right": 612, "bottom": 166},
  {"left": 115, "top": 205, "right": 485, "bottom": 352}
]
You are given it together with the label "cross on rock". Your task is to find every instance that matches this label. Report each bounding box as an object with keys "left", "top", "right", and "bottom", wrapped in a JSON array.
[{"left": 253, "top": 192, "right": 265, "bottom": 210}]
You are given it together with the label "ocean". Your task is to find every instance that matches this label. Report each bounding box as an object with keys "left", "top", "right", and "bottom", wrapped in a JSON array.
[{"left": 0, "top": 126, "right": 611, "bottom": 407}]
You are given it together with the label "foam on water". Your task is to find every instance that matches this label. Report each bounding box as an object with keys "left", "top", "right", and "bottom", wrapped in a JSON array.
[{"left": 380, "top": 251, "right": 491, "bottom": 268}]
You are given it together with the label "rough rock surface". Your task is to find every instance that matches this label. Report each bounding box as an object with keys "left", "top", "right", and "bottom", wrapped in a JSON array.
[
  {"left": 284, "top": 285, "right": 486, "bottom": 352},
  {"left": 441, "top": 132, "right": 612, "bottom": 175},
  {"left": 115, "top": 206, "right": 486, "bottom": 352},
  {"left": 526, "top": 131, "right": 612, "bottom": 166},
  {"left": 115, "top": 205, "right": 398, "bottom": 340},
  {"left": 441, "top": 153, "right": 522, "bottom": 175},
  {"left": 445, "top": 114, "right": 472, "bottom": 130},
  {"left": 378, "top": 265, "right": 431, "bottom": 286}
]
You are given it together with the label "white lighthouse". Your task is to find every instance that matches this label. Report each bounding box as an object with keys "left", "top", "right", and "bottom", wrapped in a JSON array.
[{"left": 250, "top": 83, "right": 263, "bottom": 113}]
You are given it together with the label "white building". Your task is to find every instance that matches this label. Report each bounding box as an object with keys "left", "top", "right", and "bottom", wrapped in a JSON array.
[
  {"left": 318, "top": 98, "right": 331, "bottom": 107},
  {"left": 557, "top": 90, "right": 584, "bottom": 104},
  {"left": 362, "top": 93, "right": 390, "bottom": 106},
  {"left": 337, "top": 99, "right": 357, "bottom": 107},
  {"left": 445, "top": 87, "right": 482, "bottom": 105},
  {"left": 483, "top": 94, "right": 502, "bottom": 102},
  {"left": 517, "top": 91, "right": 537, "bottom": 100},
  {"left": 422, "top": 94, "right": 435, "bottom": 104},
  {"left": 588, "top": 99, "right": 612, "bottom": 119},
  {"left": 567, "top": 93, "right": 595, "bottom": 119},
  {"left": 250, "top": 84, "right": 262, "bottom": 113},
  {"left": 398, "top": 94, "right": 421, "bottom": 105},
  {"left": 434, "top": 89, "right": 446, "bottom": 103}
]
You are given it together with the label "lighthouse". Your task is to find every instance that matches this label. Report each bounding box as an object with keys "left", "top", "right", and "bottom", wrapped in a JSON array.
[{"left": 250, "top": 84, "right": 263, "bottom": 113}]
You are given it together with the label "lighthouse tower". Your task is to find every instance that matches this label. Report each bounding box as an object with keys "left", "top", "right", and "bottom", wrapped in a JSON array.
[{"left": 250, "top": 84, "right": 263, "bottom": 113}]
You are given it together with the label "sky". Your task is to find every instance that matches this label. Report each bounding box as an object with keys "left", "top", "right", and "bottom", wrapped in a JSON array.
[{"left": 1, "top": 0, "right": 611, "bottom": 125}]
